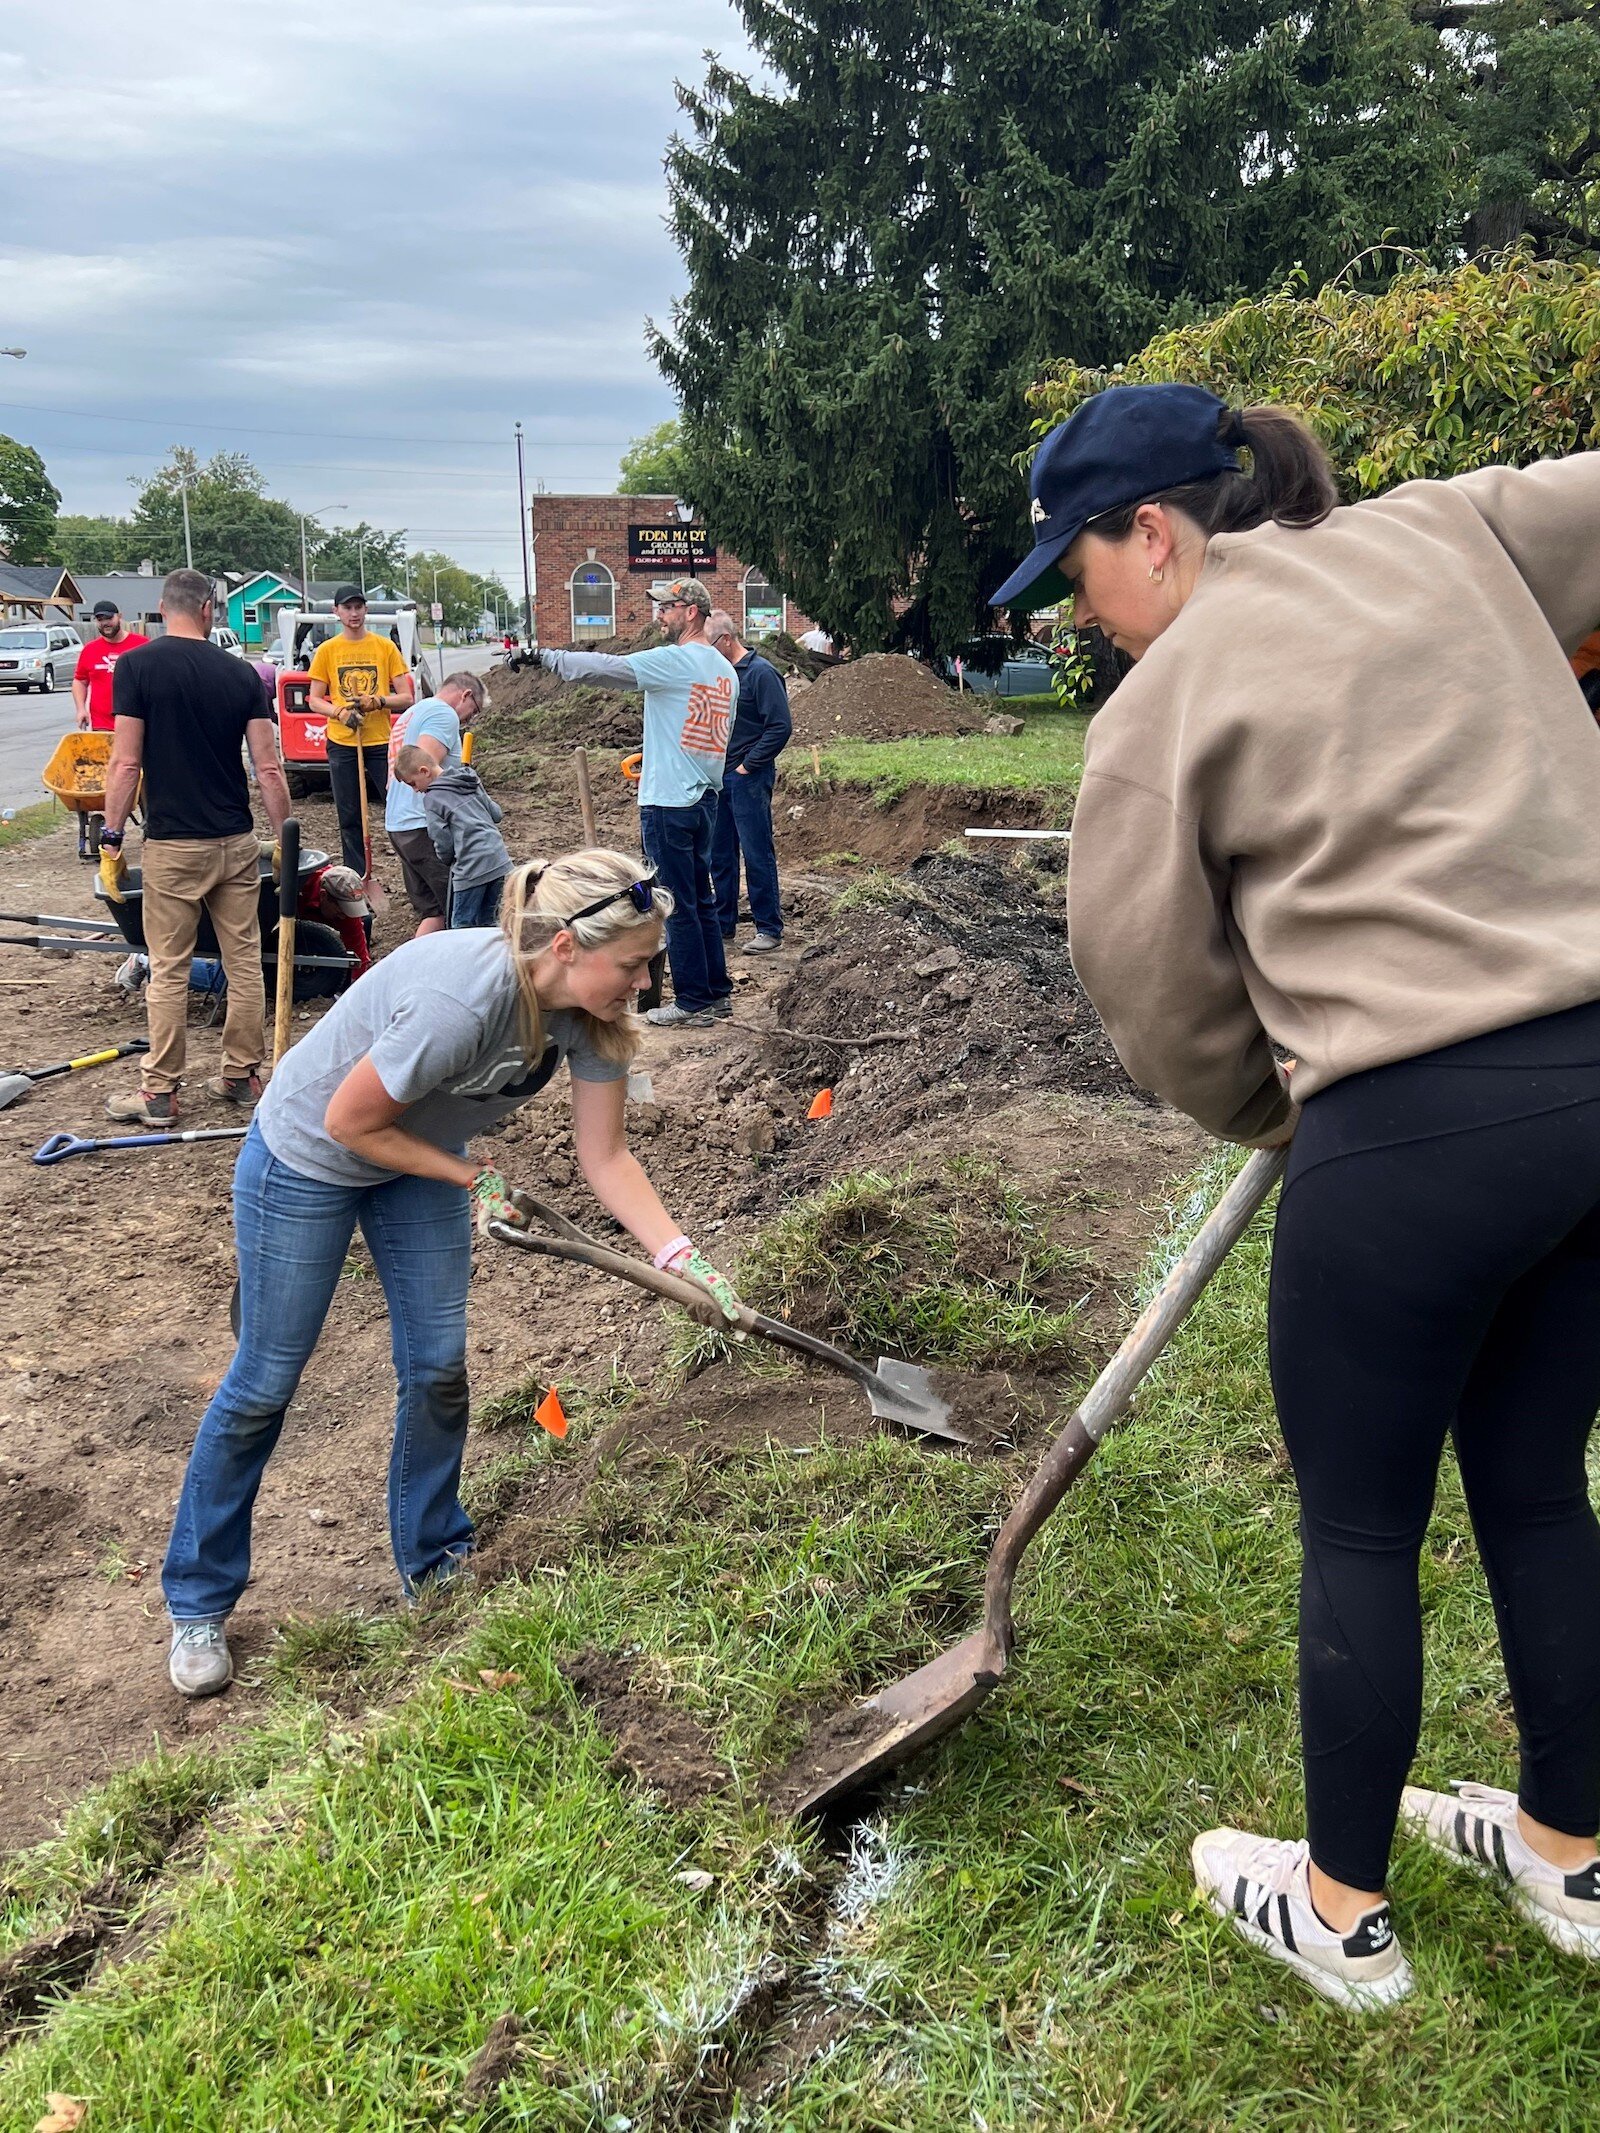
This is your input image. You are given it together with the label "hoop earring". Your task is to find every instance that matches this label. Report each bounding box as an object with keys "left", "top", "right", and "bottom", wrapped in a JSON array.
[{"left": 1148, "top": 565, "right": 1164, "bottom": 583}]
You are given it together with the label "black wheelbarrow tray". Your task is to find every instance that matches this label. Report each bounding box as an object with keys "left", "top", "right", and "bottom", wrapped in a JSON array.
[{"left": 94, "top": 848, "right": 327, "bottom": 958}]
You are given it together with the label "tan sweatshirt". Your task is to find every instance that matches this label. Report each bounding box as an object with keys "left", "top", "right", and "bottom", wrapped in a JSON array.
[{"left": 1066, "top": 454, "right": 1600, "bottom": 1140}]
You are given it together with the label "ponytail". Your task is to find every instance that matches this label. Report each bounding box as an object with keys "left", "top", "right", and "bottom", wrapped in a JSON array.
[{"left": 1092, "top": 403, "right": 1339, "bottom": 543}]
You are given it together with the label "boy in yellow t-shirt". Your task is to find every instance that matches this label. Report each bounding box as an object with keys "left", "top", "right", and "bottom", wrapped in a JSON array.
[{"left": 307, "top": 586, "right": 414, "bottom": 874}]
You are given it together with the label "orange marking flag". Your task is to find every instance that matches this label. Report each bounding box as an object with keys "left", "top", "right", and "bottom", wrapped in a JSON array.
[
  {"left": 806, "top": 1087, "right": 834, "bottom": 1121},
  {"left": 534, "top": 1386, "right": 569, "bottom": 1439}
]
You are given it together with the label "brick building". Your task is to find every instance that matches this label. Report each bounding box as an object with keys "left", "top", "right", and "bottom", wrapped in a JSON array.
[{"left": 529, "top": 493, "right": 816, "bottom": 649}]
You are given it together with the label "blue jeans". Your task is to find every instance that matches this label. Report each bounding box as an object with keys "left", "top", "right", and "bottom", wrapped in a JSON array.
[
  {"left": 162, "top": 1124, "right": 474, "bottom": 1619},
  {"left": 639, "top": 792, "right": 730, "bottom": 1013},
  {"left": 450, "top": 875, "right": 504, "bottom": 928},
  {"left": 710, "top": 762, "right": 783, "bottom": 939}
]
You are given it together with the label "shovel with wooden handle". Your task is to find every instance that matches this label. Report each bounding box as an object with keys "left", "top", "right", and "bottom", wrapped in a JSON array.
[
  {"left": 489, "top": 1196, "right": 968, "bottom": 1444},
  {"left": 785, "top": 1145, "right": 1288, "bottom": 1818},
  {"left": 353, "top": 732, "right": 387, "bottom": 912}
]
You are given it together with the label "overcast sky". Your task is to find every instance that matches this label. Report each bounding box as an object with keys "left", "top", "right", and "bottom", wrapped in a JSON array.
[{"left": 0, "top": 0, "right": 750, "bottom": 590}]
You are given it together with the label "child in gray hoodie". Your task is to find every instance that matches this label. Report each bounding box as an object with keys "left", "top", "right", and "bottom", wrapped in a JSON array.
[{"left": 394, "top": 745, "right": 513, "bottom": 927}]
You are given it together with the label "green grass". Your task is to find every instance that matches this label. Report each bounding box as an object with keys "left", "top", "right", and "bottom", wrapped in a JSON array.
[
  {"left": 0, "top": 799, "right": 63, "bottom": 851},
  {"left": 4, "top": 1152, "right": 1596, "bottom": 2129},
  {"left": 803, "top": 706, "right": 1089, "bottom": 807}
]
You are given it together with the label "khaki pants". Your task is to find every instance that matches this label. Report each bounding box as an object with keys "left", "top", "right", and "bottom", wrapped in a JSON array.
[{"left": 141, "top": 835, "right": 265, "bottom": 1092}]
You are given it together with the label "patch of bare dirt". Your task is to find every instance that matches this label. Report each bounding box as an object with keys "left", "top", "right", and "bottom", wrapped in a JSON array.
[
  {"left": 788, "top": 654, "right": 981, "bottom": 743},
  {"left": 774, "top": 780, "right": 1060, "bottom": 872},
  {"left": 558, "top": 1647, "right": 729, "bottom": 1810}
]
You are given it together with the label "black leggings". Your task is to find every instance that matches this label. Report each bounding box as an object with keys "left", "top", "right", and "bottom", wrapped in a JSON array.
[
  {"left": 325, "top": 740, "right": 388, "bottom": 876},
  {"left": 1270, "top": 998, "right": 1600, "bottom": 1891}
]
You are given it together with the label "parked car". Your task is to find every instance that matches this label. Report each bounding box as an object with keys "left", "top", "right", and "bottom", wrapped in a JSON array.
[
  {"left": 0, "top": 622, "right": 83, "bottom": 693},
  {"left": 210, "top": 626, "right": 248, "bottom": 659}
]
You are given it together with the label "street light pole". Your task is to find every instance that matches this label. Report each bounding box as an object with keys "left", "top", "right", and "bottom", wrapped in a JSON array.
[
  {"left": 299, "top": 505, "right": 347, "bottom": 598},
  {"left": 514, "top": 421, "right": 534, "bottom": 645},
  {"left": 180, "top": 476, "right": 194, "bottom": 570},
  {"left": 357, "top": 531, "right": 366, "bottom": 595}
]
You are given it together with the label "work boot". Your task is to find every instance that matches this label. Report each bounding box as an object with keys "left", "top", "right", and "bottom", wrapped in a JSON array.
[
  {"left": 1191, "top": 1827, "right": 1413, "bottom": 2013},
  {"left": 645, "top": 1003, "right": 716, "bottom": 1029},
  {"left": 1401, "top": 1782, "right": 1600, "bottom": 1960},
  {"left": 106, "top": 1088, "right": 177, "bottom": 1126},
  {"left": 168, "top": 1617, "right": 233, "bottom": 1697},
  {"left": 709, "top": 996, "right": 734, "bottom": 1020},
  {"left": 742, "top": 932, "right": 783, "bottom": 954},
  {"left": 207, "top": 1072, "right": 264, "bottom": 1110}
]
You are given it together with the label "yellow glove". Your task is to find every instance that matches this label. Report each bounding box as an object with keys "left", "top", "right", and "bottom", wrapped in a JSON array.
[{"left": 98, "top": 844, "right": 128, "bottom": 903}]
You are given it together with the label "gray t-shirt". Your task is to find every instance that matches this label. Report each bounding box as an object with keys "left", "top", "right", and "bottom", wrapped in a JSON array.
[{"left": 257, "top": 929, "right": 626, "bottom": 1187}]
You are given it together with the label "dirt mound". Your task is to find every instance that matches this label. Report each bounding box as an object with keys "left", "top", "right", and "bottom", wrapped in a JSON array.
[
  {"left": 559, "top": 1647, "right": 729, "bottom": 1809},
  {"left": 767, "top": 851, "right": 1144, "bottom": 1173},
  {"left": 789, "top": 655, "right": 982, "bottom": 744},
  {"left": 488, "top": 665, "right": 642, "bottom": 746}
]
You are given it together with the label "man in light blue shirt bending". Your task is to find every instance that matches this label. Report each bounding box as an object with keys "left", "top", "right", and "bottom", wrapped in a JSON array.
[
  {"left": 384, "top": 672, "right": 486, "bottom": 935},
  {"left": 538, "top": 578, "right": 738, "bottom": 1027}
]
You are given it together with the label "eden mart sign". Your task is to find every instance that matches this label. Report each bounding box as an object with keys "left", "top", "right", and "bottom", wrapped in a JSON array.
[{"left": 627, "top": 524, "right": 718, "bottom": 570}]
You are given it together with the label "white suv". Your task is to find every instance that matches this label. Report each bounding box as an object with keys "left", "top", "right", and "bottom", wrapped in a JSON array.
[{"left": 0, "top": 622, "right": 83, "bottom": 693}]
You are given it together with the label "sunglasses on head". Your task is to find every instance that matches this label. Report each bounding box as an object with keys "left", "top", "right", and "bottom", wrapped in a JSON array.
[{"left": 565, "top": 874, "right": 658, "bottom": 925}]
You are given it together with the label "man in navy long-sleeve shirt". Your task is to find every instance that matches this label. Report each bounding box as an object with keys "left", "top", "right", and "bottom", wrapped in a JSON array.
[{"left": 705, "top": 611, "right": 792, "bottom": 951}]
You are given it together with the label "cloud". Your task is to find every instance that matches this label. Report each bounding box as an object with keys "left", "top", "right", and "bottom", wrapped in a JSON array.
[{"left": 0, "top": 0, "right": 754, "bottom": 577}]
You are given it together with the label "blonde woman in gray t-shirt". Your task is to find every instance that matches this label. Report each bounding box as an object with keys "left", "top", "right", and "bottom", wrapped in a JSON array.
[{"left": 161, "top": 850, "right": 739, "bottom": 1697}]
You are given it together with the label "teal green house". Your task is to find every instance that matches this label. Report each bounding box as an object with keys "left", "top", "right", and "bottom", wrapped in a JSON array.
[{"left": 225, "top": 571, "right": 304, "bottom": 653}]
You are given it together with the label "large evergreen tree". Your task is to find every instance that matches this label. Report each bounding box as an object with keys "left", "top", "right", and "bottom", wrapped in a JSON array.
[{"left": 652, "top": 0, "right": 1593, "bottom": 657}]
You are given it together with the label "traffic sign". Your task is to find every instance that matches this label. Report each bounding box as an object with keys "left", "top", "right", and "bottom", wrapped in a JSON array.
[{"left": 430, "top": 601, "right": 444, "bottom": 622}]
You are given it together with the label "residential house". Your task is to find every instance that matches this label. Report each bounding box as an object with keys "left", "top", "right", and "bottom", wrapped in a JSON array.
[
  {"left": 0, "top": 563, "right": 83, "bottom": 623},
  {"left": 67, "top": 572, "right": 167, "bottom": 635}
]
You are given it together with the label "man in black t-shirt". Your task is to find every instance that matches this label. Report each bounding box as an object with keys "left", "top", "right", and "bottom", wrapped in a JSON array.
[{"left": 101, "top": 569, "right": 292, "bottom": 1125}]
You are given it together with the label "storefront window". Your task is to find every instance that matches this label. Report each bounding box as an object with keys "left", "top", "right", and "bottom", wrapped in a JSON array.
[
  {"left": 570, "top": 564, "right": 617, "bottom": 645},
  {"left": 742, "top": 566, "right": 784, "bottom": 638}
]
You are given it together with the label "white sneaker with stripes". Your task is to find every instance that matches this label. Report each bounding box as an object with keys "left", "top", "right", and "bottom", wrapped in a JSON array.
[
  {"left": 1191, "top": 1827, "right": 1414, "bottom": 2012},
  {"left": 1400, "top": 1781, "right": 1600, "bottom": 1960}
]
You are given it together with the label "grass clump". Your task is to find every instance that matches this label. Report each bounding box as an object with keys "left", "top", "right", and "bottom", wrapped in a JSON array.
[
  {"left": 0, "top": 800, "right": 62, "bottom": 851},
  {"left": 671, "top": 1157, "right": 1088, "bottom": 1377},
  {"left": 803, "top": 707, "right": 1089, "bottom": 806}
]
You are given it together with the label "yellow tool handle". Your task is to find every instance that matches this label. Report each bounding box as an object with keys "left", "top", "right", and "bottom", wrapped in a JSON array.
[{"left": 67, "top": 1047, "right": 125, "bottom": 1071}]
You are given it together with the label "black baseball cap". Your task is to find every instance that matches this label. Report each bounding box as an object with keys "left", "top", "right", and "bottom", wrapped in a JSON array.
[
  {"left": 332, "top": 584, "right": 366, "bottom": 606},
  {"left": 91, "top": 600, "right": 120, "bottom": 618},
  {"left": 990, "top": 384, "right": 1244, "bottom": 613}
]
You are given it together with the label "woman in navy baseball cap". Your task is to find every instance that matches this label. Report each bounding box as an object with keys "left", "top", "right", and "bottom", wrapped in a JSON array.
[{"left": 993, "top": 381, "right": 1600, "bottom": 2012}]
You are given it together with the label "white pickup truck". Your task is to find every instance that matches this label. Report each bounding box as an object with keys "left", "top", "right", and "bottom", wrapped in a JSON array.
[{"left": 272, "top": 600, "right": 443, "bottom": 797}]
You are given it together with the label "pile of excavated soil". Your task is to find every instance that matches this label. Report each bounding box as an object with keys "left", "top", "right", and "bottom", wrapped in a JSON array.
[
  {"left": 788, "top": 655, "right": 982, "bottom": 744},
  {"left": 489, "top": 668, "right": 643, "bottom": 746},
  {"left": 766, "top": 851, "right": 1145, "bottom": 1180}
]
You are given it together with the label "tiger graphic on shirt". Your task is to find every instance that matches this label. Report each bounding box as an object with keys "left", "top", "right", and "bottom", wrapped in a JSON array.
[{"left": 680, "top": 675, "right": 734, "bottom": 759}]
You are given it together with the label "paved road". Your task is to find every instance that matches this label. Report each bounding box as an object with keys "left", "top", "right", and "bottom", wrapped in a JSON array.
[
  {"left": 0, "top": 683, "right": 77, "bottom": 814},
  {"left": 0, "top": 645, "right": 503, "bottom": 817}
]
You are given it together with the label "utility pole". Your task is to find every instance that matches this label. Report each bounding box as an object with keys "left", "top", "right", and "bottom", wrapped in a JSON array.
[
  {"left": 515, "top": 421, "right": 535, "bottom": 645},
  {"left": 357, "top": 530, "right": 366, "bottom": 595},
  {"left": 180, "top": 476, "right": 194, "bottom": 569}
]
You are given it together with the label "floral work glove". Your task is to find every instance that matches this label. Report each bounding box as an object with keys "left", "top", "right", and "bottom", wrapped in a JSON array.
[
  {"left": 471, "top": 1166, "right": 525, "bottom": 1235},
  {"left": 657, "top": 1236, "right": 744, "bottom": 1330}
]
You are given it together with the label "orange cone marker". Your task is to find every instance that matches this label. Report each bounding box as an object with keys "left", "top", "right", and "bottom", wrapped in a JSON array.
[
  {"left": 534, "top": 1385, "right": 569, "bottom": 1439},
  {"left": 806, "top": 1087, "right": 834, "bottom": 1121}
]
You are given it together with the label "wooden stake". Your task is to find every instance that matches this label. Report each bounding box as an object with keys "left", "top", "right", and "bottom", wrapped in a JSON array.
[{"left": 574, "top": 747, "right": 598, "bottom": 847}]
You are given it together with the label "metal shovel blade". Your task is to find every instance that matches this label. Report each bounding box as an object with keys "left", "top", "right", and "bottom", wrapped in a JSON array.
[
  {"left": 863, "top": 1355, "right": 962, "bottom": 1442},
  {"left": 788, "top": 1626, "right": 1008, "bottom": 1820},
  {"left": 0, "top": 1072, "right": 33, "bottom": 1112}
]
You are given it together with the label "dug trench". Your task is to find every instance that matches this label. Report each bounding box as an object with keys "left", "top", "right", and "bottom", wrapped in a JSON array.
[{"left": 0, "top": 706, "right": 1196, "bottom": 1931}]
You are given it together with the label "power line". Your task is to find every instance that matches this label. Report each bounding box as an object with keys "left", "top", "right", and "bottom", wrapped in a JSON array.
[{"left": 0, "top": 398, "right": 637, "bottom": 449}]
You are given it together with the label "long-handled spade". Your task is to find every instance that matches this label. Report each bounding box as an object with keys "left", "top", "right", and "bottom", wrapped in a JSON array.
[
  {"left": 785, "top": 1145, "right": 1288, "bottom": 1819},
  {"left": 353, "top": 730, "right": 387, "bottom": 915},
  {"left": 490, "top": 1197, "right": 969, "bottom": 1444}
]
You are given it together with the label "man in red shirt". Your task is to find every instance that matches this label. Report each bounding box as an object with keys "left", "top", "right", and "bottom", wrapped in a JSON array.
[{"left": 73, "top": 601, "right": 149, "bottom": 733}]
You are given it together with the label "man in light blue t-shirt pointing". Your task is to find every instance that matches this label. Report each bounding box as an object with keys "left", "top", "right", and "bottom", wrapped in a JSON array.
[
  {"left": 538, "top": 578, "right": 738, "bottom": 1028},
  {"left": 385, "top": 672, "right": 486, "bottom": 935}
]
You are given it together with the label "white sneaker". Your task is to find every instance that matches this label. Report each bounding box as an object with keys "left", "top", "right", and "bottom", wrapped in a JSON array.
[
  {"left": 168, "top": 1617, "right": 233, "bottom": 1697},
  {"left": 1192, "top": 1827, "right": 1414, "bottom": 2012},
  {"left": 1400, "top": 1781, "right": 1600, "bottom": 1960}
]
